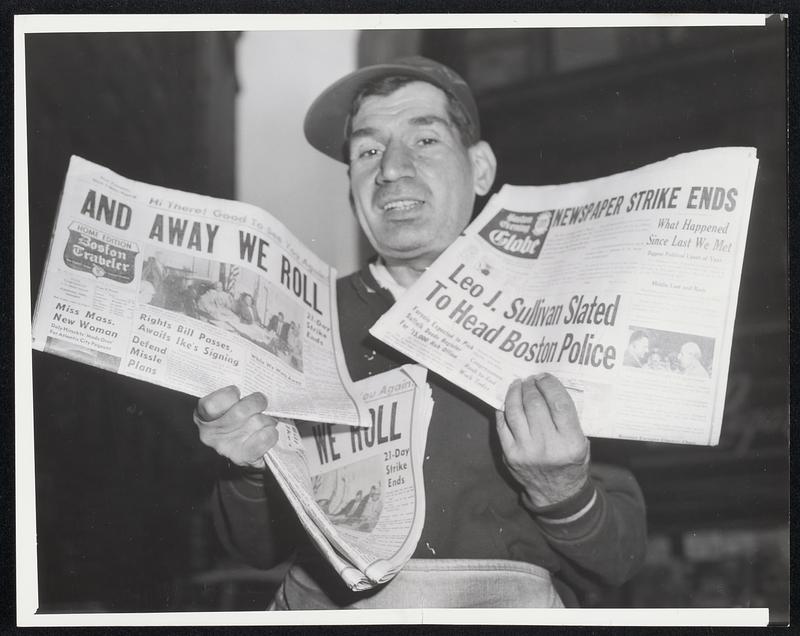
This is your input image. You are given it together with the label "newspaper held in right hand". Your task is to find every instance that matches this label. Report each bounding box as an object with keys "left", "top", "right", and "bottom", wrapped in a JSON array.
[{"left": 370, "top": 147, "right": 759, "bottom": 446}]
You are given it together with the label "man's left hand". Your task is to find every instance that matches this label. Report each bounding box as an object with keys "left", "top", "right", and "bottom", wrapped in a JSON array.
[{"left": 496, "top": 373, "right": 590, "bottom": 508}]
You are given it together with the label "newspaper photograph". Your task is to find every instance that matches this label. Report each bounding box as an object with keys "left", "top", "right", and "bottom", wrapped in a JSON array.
[
  {"left": 264, "top": 365, "right": 433, "bottom": 590},
  {"left": 31, "top": 155, "right": 369, "bottom": 426},
  {"left": 371, "top": 148, "right": 759, "bottom": 446}
]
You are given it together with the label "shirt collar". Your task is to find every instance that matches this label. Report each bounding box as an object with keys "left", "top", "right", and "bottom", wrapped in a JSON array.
[{"left": 368, "top": 258, "right": 408, "bottom": 301}]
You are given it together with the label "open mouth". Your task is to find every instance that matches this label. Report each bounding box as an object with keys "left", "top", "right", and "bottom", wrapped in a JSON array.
[{"left": 382, "top": 199, "right": 424, "bottom": 212}]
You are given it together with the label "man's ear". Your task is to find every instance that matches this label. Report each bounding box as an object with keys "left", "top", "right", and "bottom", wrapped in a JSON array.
[{"left": 469, "top": 141, "right": 497, "bottom": 196}]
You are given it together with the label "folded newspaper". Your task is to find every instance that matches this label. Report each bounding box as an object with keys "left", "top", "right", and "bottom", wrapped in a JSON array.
[
  {"left": 30, "top": 156, "right": 433, "bottom": 589},
  {"left": 371, "top": 147, "right": 759, "bottom": 446},
  {"left": 266, "top": 364, "right": 433, "bottom": 590}
]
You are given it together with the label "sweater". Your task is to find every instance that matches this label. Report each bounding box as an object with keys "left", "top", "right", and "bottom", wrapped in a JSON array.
[{"left": 212, "top": 264, "right": 647, "bottom": 607}]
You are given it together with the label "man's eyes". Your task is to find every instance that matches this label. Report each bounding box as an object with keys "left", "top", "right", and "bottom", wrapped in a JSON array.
[{"left": 351, "top": 135, "right": 441, "bottom": 161}]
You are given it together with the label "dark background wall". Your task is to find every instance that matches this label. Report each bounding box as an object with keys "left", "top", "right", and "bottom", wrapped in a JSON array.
[
  {"left": 26, "top": 23, "right": 788, "bottom": 618},
  {"left": 26, "top": 32, "right": 246, "bottom": 612}
]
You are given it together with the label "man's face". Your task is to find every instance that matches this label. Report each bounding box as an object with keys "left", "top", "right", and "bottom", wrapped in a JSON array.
[
  {"left": 347, "top": 81, "right": 494, "bottom": 268},
  {"left": 678, "top": 344, "right": 695, "bottom": 369},
  {"left": 631, "top": 337, "right": 649, "bottom": 360}
]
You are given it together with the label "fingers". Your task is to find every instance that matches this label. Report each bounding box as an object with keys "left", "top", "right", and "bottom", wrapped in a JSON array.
[
  {"left": 201, "top": 409, "right": 280, "bottom": 467},
  {"left": 501, "top": 378, "right": 524, "bottom": 440},
  {"left": 520, "top": 375, "right": 557, "bottom": 436},
  {"left": 195, "top": 388, "right": 267, "bottom": 430},
  {"left": 501, "top": 373, "right": 582, "bottom": 438},
  {"left": 196, "top": 385, "right": 242, "bottom": 421},
  {"left": 225, "top": 392, "right": 269, "bottom": 427},
  {"left": 495, "top": 409, "right": 516, "bottom": 450},
  {"left": 235, "top": 413, "right": 280, "bottom": 462},
  {"left": 241, "top": 421, "right": 280, "bottom": 463},
  {"left": 194, "top": 387, "right": 277, "bottom": 468},
  {"left": 534, "top": 373, "right": 583, "bottom": 439},
  {"left": 502, "top": 376, "right": 552, "bottom": 443}
]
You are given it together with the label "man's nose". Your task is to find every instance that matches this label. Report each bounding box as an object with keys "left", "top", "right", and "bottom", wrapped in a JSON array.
[{"left": 377, "top": 141, "right": 415, "bottom": 183}]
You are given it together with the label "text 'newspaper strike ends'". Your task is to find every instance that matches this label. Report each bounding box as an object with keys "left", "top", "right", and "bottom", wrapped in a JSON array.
[{"left": 371, "top": 147, "right": 758, "bottom": 446}]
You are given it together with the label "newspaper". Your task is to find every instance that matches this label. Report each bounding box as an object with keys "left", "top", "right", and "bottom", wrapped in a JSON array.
[
  {"left": 265, "top": 364, "right": 433, "bottom": 590},
  {"left": 371, "top": 148, "right": 759, "bottom": 446},
  {"left": 31, "top": 155, "right": 369, "bottom": 426},
  {"left": 32, "top": 157, "right": 435, "bottom": 585}
]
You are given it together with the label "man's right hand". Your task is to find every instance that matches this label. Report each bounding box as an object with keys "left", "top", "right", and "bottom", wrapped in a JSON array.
[{"left": 194, "top": 386, "right": 279, "bottom": 470}]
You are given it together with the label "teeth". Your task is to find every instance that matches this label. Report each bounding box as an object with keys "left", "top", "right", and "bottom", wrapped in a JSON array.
[{"left": 383, "top": 200, "right": 420, "bottom": 211}]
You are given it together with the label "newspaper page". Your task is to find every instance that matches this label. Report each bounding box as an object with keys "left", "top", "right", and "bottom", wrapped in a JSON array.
[
  {"left": 371, "top": 148, "right": 758, "bottom": 446},
  {"left": 264, "top": 365, "right": 433, "bottom": 590},
  {"left": 31, "top": 155, "right": 368, "bottom": 426}
]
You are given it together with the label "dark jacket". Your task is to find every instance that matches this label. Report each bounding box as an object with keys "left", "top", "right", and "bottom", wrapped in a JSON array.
[{"left": 212, "top": 264, "right": 647, "bottom": 607}]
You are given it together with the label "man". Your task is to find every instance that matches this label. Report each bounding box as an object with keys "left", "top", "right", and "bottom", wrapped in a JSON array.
[
  {"left": 646, "top": 349, "right": 667, "bottom": 372},
  {"left": 354, "top": 485, "right": 383, "bottom": 531},
  {"left": 677, "top": 341, "right": 710, "bottom": 378},
  {"left": 141, "top": 251, "right": 167, "bottom": 307},
  {"left": 267, "top": 311, "right": 289, "bottom": 340},
  {"left": 235, "top": 292, "right": 260, "bottom": 325},
  {"left": 266, "top": 311, "right": 283, "bottom": 333},
  {"left": 197, "top": 280, "right": 235, "bottom": 320},
  {"left": 624, "top": 330, "right": 650, "bottom": 368},
  {"left": 194, "top": 56, "right": 646, "bottom": 609}
]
